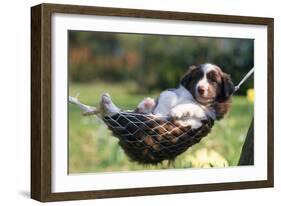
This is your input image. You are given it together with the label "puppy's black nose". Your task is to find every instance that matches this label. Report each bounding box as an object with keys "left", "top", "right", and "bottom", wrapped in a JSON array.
[{"left": 198, "top": 86, "right": 206, "bottom": 95}]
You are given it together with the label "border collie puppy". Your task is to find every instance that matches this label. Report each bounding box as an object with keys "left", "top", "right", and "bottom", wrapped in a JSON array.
[
  {"left": 100, "top": 63, "right": 234, "bottom": 129},
  {"left": 135, "top": 63, "right": 234, "bottom": 128}
]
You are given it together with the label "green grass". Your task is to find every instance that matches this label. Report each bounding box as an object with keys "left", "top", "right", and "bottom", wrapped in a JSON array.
[{"left": 69, "top": 82, "right": 253, "bottom": 173}]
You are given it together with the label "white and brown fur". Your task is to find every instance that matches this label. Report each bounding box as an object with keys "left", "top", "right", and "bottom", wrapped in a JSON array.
[
  {"left": 100, "top": 63, "right": 234, "bottom": 129},
  {"left": 134, "top": 63, "right": 234, "bottom": 128}
]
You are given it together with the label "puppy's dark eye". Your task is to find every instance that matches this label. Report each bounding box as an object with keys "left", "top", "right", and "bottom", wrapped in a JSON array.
[
  {"left": 210, "top": 77, "right": 217, "bottom": 83},
  {"left": 207, "top": 71, "right": 218, "bottom": 83},
  {"left": 208, "top": 75, "right": 217, "bottom": 83}
]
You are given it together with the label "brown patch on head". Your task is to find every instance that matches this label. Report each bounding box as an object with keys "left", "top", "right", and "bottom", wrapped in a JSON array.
[
  {"left": 181, "top": 64, "right": 234, "bottom": 105},
  {"left": 209, "top": 65, "right": 234, "bottom": 101},
  {"left": 208, "top": 65, "right": 234, "bottom": 119},
  {"left": 207, "top": 70, "right": 222, "bottom": 84}
]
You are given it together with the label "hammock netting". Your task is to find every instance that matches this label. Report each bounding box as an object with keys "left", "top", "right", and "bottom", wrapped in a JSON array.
[
  {"left": 70, "top": 67, "right": 253, "bottom": 164},
  {"left": 102, "top": 112, "right": 214, "bottom": 164}
]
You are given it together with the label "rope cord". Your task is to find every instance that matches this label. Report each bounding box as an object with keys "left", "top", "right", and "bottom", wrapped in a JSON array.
[{"left": 234, "top": 67, "right": 254, "bottom": 92}]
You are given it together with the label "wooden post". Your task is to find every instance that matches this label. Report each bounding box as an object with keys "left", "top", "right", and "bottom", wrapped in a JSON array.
[{"left": 238, "top": 119, "right": 254, "bottom": 165}]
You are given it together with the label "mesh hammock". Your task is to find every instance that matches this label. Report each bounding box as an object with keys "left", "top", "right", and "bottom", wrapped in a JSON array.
[
  {"left": 69, "top": 96, "right": 214, "bottom": 164},
  {"left": 102, "top": 112, "right": 214, "bottom": 164},
  {"left": 69, "top": 67, "right": 253, "bottom": 164}
]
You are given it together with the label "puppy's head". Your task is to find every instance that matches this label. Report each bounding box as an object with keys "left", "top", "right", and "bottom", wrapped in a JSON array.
[{"left": 181, "top": 63, "right": 234, "bottom": 105}]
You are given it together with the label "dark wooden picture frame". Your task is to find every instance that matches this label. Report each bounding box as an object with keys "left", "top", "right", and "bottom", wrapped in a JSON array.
[{"left": 31, "top": 3, "right": 274, "bottom": 202}]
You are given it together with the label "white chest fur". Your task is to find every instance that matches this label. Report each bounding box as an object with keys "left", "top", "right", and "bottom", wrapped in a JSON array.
[{"left": 153, "top": 85, "right": 215, "bottom": 129}]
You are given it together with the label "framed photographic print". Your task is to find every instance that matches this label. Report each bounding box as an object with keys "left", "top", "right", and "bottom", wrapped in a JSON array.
[{"left": 31, "top": 3, "right": 274, "bottom": 202}]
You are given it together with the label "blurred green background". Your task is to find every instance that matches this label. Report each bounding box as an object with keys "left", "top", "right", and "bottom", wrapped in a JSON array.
[{"left": 68, "top": 31, "right": 254, "bottom": 174}]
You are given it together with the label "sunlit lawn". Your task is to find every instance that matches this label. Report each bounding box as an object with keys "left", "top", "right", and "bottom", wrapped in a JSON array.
[{"left": 69, "top": 82, "right": 253, "bottom": 173}]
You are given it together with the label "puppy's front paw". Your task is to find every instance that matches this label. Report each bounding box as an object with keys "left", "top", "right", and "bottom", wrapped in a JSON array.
[{"left": 170, "top": 108, "right": 190, "bottom": 119}]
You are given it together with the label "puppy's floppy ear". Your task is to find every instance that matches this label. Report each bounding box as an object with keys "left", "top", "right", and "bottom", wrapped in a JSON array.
[
  {"left": 180, "top": 65, "right": 197, "bottom": 87},
  {"left": 218, "top": 73, "right": 235, "bottom": 101}
]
